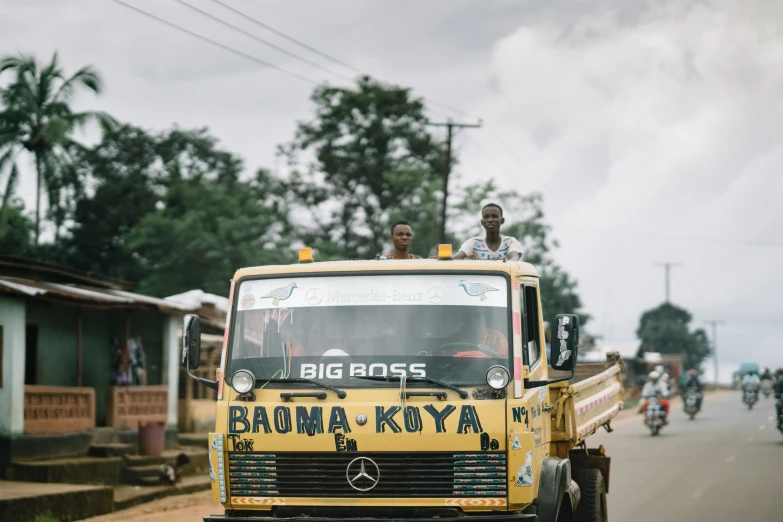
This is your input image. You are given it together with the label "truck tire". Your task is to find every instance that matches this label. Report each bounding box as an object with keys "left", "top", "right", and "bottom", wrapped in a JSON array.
[{"left": 573, "top": 469, "right": 607, "bottom": 522}]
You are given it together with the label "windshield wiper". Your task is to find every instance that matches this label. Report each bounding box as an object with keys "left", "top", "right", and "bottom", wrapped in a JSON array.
[
  {"left": 353, "top": 376, "right": 469, "bottom": 399},
  {"left": 260, "top": 378, "right": 346, "bottom": 399}
]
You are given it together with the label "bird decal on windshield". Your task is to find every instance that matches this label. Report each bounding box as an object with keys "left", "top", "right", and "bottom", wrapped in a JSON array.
[
  {"left": 459, "top": 280, "right": 499, "bottom": 301},
  {"left": 260, "top": 282, "right": 297, "bottom": 306}
]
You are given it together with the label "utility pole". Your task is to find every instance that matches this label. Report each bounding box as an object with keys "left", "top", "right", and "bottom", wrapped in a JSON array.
[
  {"left": 654, "top": 262, "right": 681, "bottom": 302},
  {"left": 427, "top": 119, "right": 482, "bottom": 244},
  {"left": 705, "top": 320, "right": 724, "bottom": 386}
]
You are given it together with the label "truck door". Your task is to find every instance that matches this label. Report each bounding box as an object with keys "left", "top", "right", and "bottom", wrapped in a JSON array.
[{"left": 507, "top": 281, "right": 550, "bottom": 506}]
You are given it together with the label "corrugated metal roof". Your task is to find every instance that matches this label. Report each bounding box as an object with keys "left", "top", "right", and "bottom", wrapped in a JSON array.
[{"left": 0, "top": 276, "right": 199, "bottom": 315}]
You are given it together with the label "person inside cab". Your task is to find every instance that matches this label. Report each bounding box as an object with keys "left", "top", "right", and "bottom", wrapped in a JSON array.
[
  {"left": 640, "top": 371, "right": 670, "bottom": 423},
  {"left": 681, "top": 369, "right": 703, "bottom": 411},
  {"left": 414, "top": 308, "right": 507, "bottom": 358},
  {"left": 453, "top": 203, "right": 523, "bottom": 261},
  {"left": 380, "top": 221, "right": 422, "bottom": 260},
  {"left": 445, "top": 311, "right": 508, "bottom": 358}
]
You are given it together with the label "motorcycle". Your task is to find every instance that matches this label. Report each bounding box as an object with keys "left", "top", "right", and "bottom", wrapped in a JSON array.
[
  {"left": 683, "top": 389, "right": 700, "bottom": 420},
  {"left": 742, "top": 387, "right": 759, "bottom": 410},
  {"left": 761, "top": 380, "right": 772, "bottom": 399},
  {"left": 777, "top": 399, "right": 783, "bottom": 435},
  {"left": 644, "top": 396, "right": 666, "bottom": 436}
]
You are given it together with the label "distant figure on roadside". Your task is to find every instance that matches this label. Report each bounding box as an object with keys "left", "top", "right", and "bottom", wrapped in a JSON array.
[
  {"left": 380, "top": 221, "right": 422, "bottom": 260},
  {"left": 454, "top": 203, "right": 523, "bottom": 261}
]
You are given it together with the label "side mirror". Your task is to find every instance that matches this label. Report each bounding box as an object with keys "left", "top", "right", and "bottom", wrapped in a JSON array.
[
  {"left": 182, "top": 314, "right": 201, "bottom": 370},
  {"left": 551, "top": 314, "right": 579, "bottom": 372}
]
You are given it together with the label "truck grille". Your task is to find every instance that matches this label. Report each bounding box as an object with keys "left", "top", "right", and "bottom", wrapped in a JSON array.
[{"left": 228, "top": 452, "right": 507, "bottom": 498}]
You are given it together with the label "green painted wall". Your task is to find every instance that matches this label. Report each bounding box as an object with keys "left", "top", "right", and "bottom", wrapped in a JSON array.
[{"left": 24, "top": 302, "right": 166, "bottom": 426}]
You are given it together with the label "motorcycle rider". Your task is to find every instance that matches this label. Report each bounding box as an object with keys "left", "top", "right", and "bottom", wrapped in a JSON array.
[
  {"left": 760, "top": 366, "right": 774, "bottom": 397},
  {"left": 774, "top": 367, "right": 783, "bottom": 429},
  {"left": 640, "top": 371, "right": 670, "bottom": 424},
  {"left": 681, "top": 369, "right": 703, "bottom": 411},
  {"left": 742, "top": 370, "right": 761, "bottom": 402}
]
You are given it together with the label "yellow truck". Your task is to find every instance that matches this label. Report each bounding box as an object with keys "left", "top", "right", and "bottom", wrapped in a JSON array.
[{"left": 182, "top": 248, "right": 624, "bottom": 522}]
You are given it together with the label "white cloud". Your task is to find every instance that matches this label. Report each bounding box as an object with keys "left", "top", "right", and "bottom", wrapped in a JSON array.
[
  {"left": 2, "top": 0, "right": 780, "bottom": 379},
  {"left": 465, "top": 0, "right": 783, "bottom": 376}
]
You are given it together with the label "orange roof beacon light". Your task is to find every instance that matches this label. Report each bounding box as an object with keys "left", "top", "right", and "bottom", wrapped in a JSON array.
[
  {"left": 298, "top": 247, "right": 314, "bottom": 263},
  {"left": 437, "top": 244, "right": 453, "bottom": 260}
]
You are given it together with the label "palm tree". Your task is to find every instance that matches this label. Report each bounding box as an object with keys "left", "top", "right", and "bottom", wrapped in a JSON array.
[{"left": 0, "top": 52, "right": 115, "bottom": 245}]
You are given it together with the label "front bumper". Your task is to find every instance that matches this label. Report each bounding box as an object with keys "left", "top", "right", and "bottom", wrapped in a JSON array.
[{"left": 205, "top": 515, "right": 537, "bottom": 522}]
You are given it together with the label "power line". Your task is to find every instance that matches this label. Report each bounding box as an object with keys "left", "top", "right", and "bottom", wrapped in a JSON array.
[
  {"left": 206, "top": 0, "right": 364, "bottom": 75},
  {"left": 205, "top": 0, "right": 470, "bottom": 120},
  {"left": 109, "top": 0, "right": 319, "bottom": 85},
  {"left": 172, "top": 0, "right": 353, "bottom": 82}
]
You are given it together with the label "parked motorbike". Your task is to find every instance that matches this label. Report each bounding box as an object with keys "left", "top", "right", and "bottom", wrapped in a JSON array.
[
  {"left": 761, "top": 379, "right": 772, "bottom": 399},
  {"left": 683, "top": 389, "right": 700, "bottom": 420},
  {"left": 644, "top": 396, "right": 666, "bottom": 436},
  {"left": 742, "top": 387, "right": 759, "bottom": 410}
]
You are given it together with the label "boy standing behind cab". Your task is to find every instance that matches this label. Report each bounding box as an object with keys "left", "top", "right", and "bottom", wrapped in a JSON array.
[{"left": 454, "top": 203, "right": 523, "bottom": 261}]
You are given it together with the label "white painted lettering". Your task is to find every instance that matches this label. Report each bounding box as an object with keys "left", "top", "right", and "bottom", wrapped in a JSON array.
[
  {"left": 410, "top": 363, "right": 426, "bottom": 378},
  {"left": 369, "top": 363, "right": 388, "bottom": 377}
]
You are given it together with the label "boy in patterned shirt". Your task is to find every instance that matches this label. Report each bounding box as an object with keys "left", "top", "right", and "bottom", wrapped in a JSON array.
[{"left": 454, "top": 203, "right": 523, "bottom": 261}]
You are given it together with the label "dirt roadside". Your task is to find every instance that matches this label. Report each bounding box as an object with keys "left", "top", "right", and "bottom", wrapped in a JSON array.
[{"left": 79, "top": 490, "right": 215, "bottom": 522}]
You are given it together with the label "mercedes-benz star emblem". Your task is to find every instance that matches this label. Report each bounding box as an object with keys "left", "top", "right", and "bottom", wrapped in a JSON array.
[
  {"left": 346, "top": 457, "right": 380, "bottom": 492},
  {"left": 427, "top": 286, "right": 445, "bottom": 304},
  {"left": 306, "top": 288, "right": 324, "bottom": 305}
]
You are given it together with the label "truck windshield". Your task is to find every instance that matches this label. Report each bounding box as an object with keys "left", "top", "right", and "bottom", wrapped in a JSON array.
[{"left": 228, "top": 274, "right": 510, "bottom": 386}]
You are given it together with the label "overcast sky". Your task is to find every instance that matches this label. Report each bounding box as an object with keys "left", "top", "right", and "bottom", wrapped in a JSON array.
[{"left": 3, "top": 0, "right": 782, "bottom": 382}]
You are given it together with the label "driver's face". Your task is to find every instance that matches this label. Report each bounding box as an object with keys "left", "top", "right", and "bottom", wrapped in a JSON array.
[{"left": 455, "top": 312, "right": 485, "bottom": 344}]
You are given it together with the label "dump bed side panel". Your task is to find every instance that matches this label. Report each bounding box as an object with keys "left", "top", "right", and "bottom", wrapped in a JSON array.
[{"left": 549, "top": 359, "right": 624, "bottom": 450}]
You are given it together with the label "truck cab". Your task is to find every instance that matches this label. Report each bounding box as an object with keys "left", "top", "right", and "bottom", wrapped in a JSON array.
[{"left": 183, "top": 253, "right": 621, "bottom": 522}]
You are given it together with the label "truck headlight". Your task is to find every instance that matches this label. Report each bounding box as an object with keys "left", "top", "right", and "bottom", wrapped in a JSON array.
[
  {"left": 232, "top": 370, "right": 256, "bottom": 394},
  {"left": 486, "top": 365, "right": 510, "bottom": 389}
]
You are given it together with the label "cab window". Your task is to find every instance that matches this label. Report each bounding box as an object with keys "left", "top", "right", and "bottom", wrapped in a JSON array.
[{"left": 521, "top": 285, "right": 541, "bottom": 366}]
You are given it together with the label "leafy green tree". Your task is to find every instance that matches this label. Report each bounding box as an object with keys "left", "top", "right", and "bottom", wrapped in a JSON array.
[
  {"left": 0, "top": 198, "right": 33, "bottom": 256},
  {"left": 60, "top": 125, "right": 161, "bottom": 280},
  {"left": 453, "top": 181, "right": 590, "bottom": 328},
  {"left": 61, "top": 125, "right": 272, "bottom": 286},
  {"left": 0, "top": 52, "right": 115, "bottom": 244},
  {"left": 635, "top": 302, "right": 711, "bottom": 371},
  {"left": 127, "top": 169, "right": 291, "bottom": 297},
  {"left": 278, "top": 76, "right": 444, "bottom": 259}
]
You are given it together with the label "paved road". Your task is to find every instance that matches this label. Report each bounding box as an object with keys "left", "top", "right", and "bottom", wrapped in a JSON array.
[
  {"left": 591, "top": 390, "right": 783, "bottom": 521},
  {"left": 82, "top": 390, "right": 783, "bottom": 522}
]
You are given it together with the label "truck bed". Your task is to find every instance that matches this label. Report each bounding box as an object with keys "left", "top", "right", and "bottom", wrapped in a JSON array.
[{"left": 549, "top": 353, "right": 625, "bottom": 453}]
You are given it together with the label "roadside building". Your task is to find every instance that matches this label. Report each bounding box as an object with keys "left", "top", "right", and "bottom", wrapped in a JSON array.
[
  {"left": 165, "top": 290, "right": 228, "bottom": 434},
  {"left": 0, "top": 256, "right": 199, "bottom": 465}
]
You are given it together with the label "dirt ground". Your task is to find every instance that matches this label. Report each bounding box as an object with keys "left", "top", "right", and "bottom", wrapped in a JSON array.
[{"left": 79, "top": 491, "right": 217, "bottom": 522}]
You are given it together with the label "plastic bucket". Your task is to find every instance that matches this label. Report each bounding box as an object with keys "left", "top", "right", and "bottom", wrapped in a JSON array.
[{"left": 138, "top": 420, "right": 166, "bottom": 456}]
